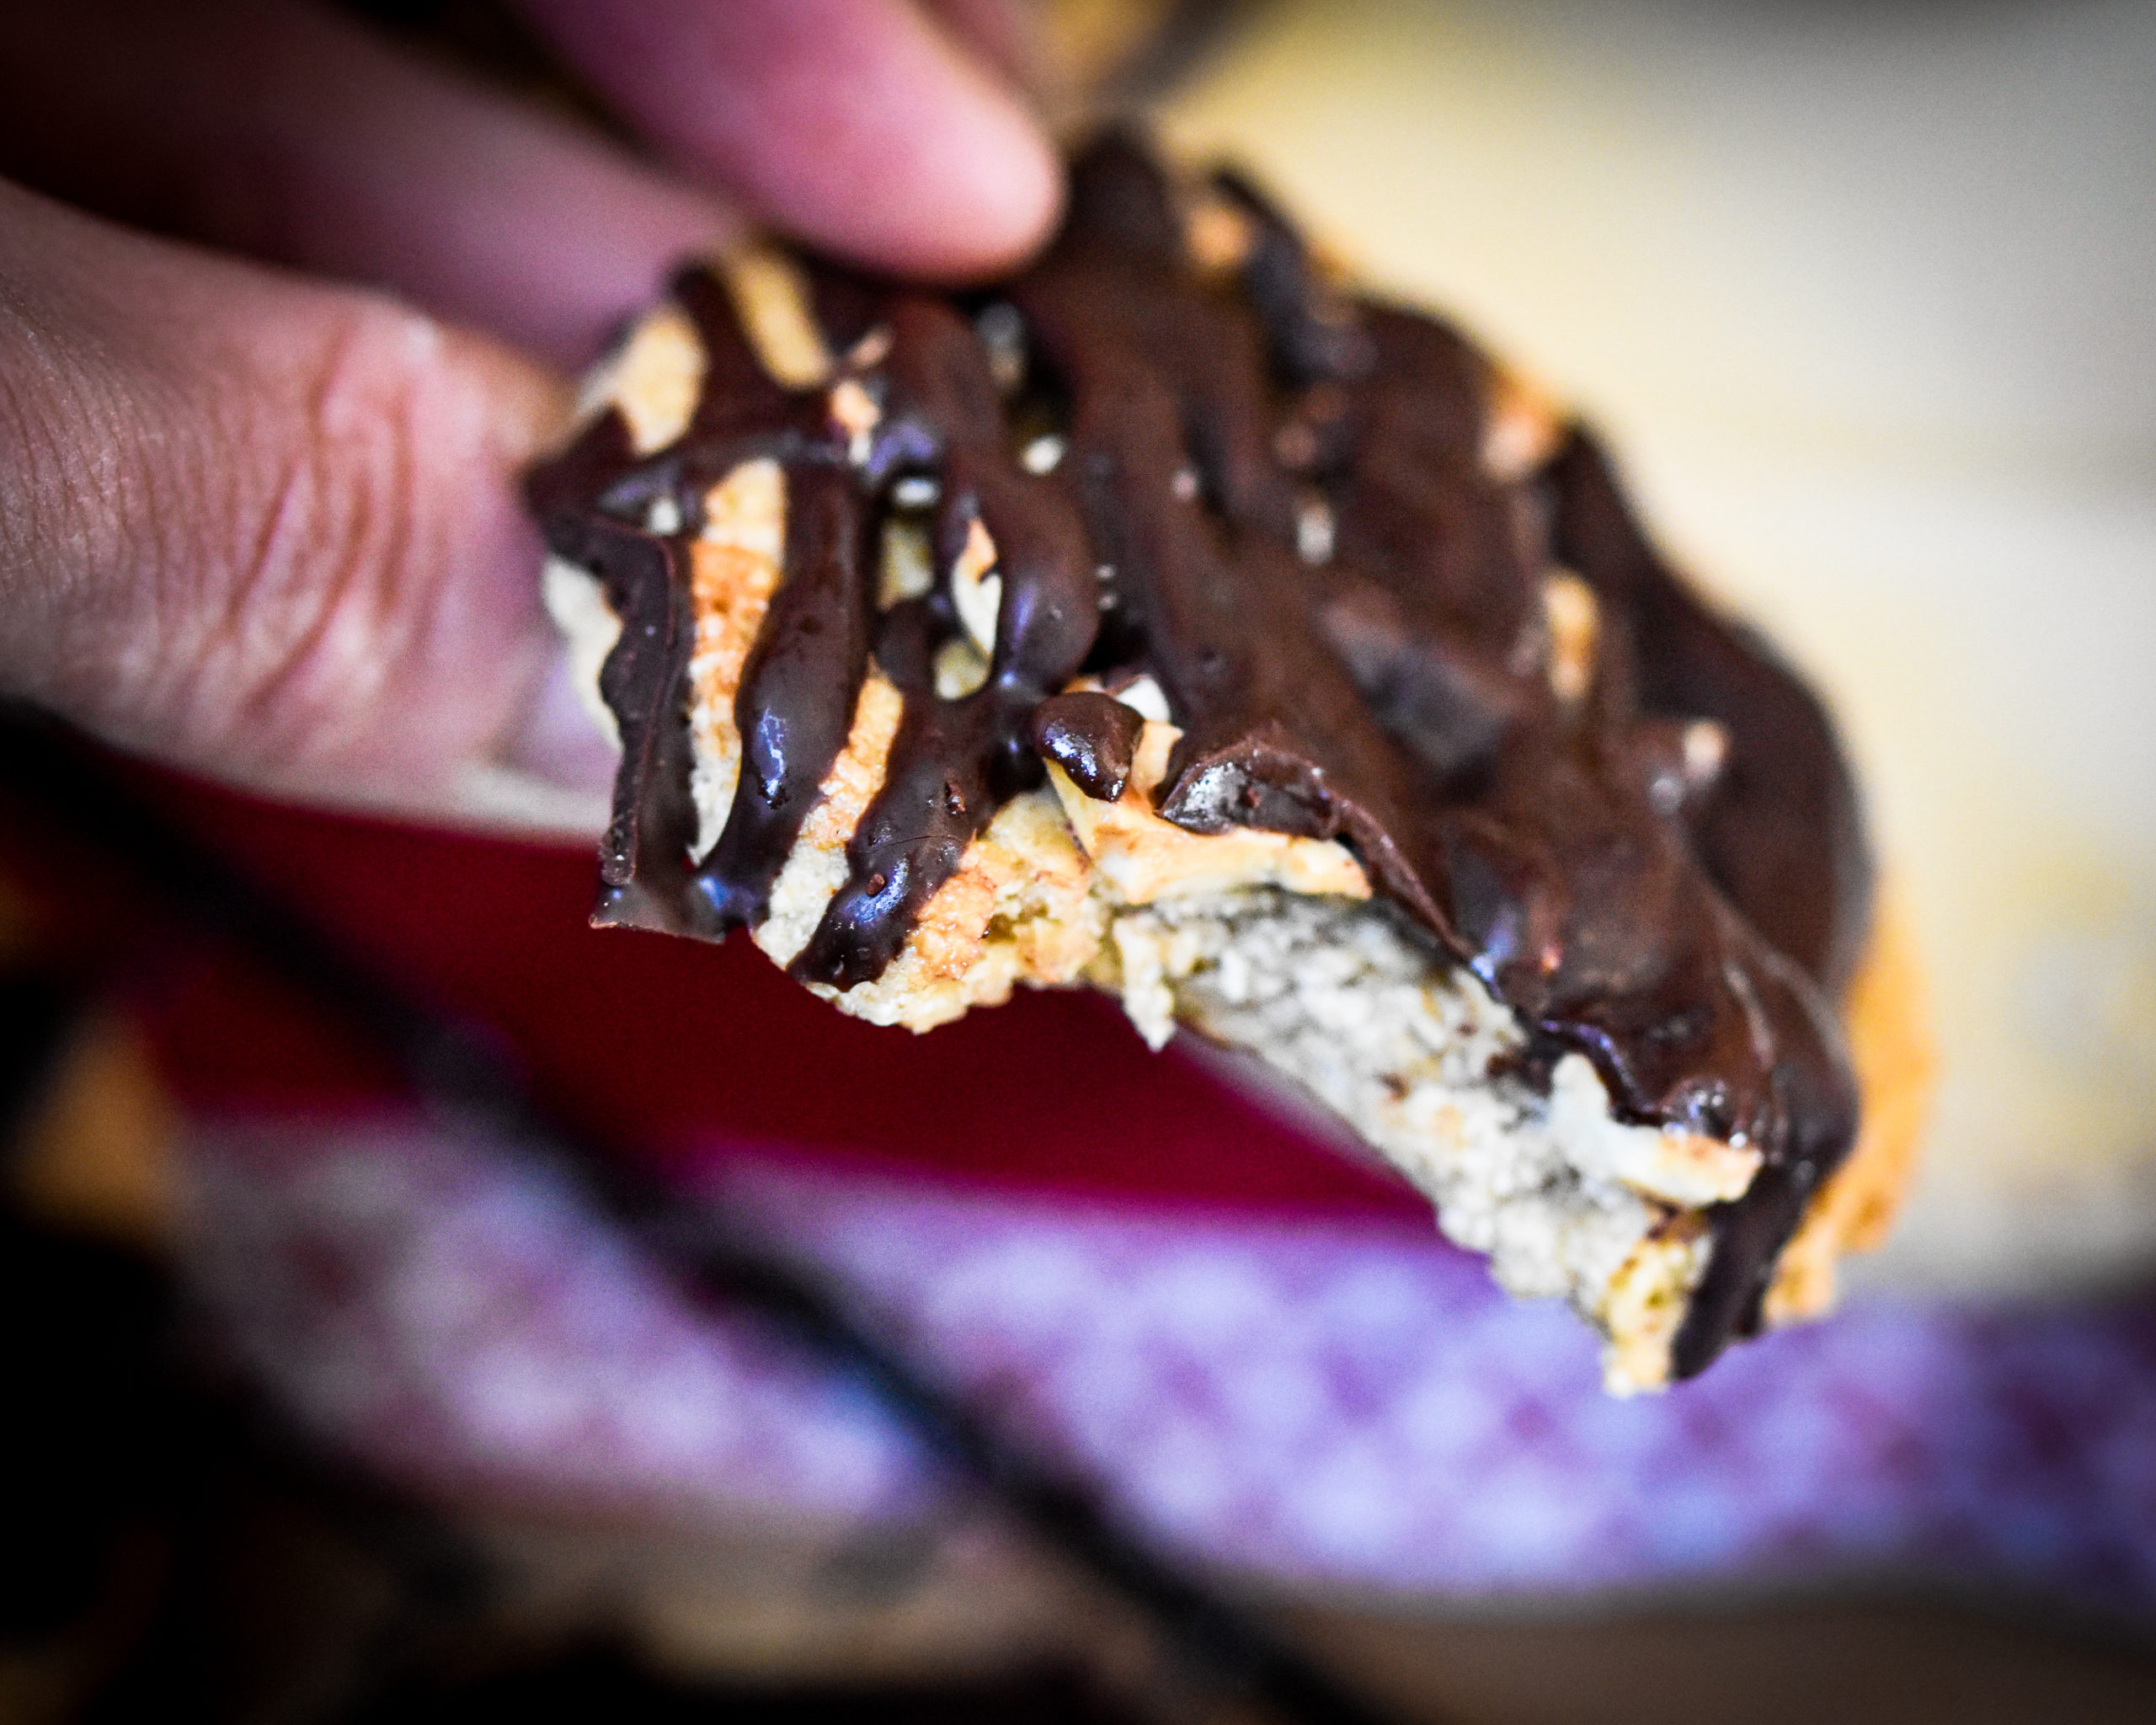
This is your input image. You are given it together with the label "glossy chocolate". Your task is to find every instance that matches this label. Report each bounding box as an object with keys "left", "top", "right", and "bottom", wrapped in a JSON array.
[
  {"left": 526, "top": 133, "right": 1870, "bottom": 1375},
  {"left": 1032, "top": 692, "right": 1145, "bottom": 801}
]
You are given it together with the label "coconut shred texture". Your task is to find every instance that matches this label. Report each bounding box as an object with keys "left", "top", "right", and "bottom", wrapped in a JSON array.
[{"left": 527, "top": 133, "right": 1882, "bottom": 1392}]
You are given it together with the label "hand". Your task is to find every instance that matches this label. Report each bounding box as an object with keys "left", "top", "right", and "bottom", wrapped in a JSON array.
[{"left": 0, "top": 0, "right": 1059, "bottom": 830}]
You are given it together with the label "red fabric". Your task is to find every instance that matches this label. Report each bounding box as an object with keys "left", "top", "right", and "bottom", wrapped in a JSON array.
[{"left": 107, "top": 770, "right": 1423, "bottom": 1218}]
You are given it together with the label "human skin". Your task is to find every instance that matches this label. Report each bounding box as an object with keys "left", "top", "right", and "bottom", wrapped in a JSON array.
[{"left": 0, "top": 0, "right": 1059, "bottom": 827}]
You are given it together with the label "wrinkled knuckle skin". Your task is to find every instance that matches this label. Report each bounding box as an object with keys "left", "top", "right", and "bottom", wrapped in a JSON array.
[
  {"left": 216, "top": 306, "right": 432, "bottom": 759},
  {"left": 189, "top": 301, "right": 516, "bottom": 794},
  {"left": 0, "top": 289, "right": 129, "bottom": 700}
]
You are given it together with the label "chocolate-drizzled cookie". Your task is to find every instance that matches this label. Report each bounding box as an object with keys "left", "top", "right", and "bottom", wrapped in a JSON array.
[{"left": 528, "top": 133, "right": 1926, "bottom": 1390}]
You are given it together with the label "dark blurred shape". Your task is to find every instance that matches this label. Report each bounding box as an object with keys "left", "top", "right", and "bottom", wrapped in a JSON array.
[
  {"left": 0, "top": 1196, "right": 488, "bottom": 1723},
  {"left": 0, "top": 975, "right": 83, "bottom": 1156},
  {"left": 339, "top": 1646, "right": 1141, "bottom": 1725},
  {"left": 0, "top": 1214, "right": 175, "bottom": 1640}
]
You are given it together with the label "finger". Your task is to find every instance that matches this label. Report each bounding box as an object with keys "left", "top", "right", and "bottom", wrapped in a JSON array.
[
  {"left": 515, "top": 0, "right": 1063, "bottom": 279},
  {"left": 0, "top": 179, "right": 611, "bottom": 831},
  {"left": 0, "top": 0, "right": 737, "bottom": 369}
]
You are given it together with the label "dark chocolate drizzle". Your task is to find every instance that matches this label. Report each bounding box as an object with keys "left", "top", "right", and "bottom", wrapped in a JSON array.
[
  {"left": 526, "top": 131, "right": 1872, "bottom": 1376},
  {"left": 694, "top": 460, "right": 873, "bottom": 936},
  {"left": 792, "top": 297, "right": 1098, "bottom": 987},
  {"left": 1032, "top": 692, "right": 1145, "bottom": 801}
]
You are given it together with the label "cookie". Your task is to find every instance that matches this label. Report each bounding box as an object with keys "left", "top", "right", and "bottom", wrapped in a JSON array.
[{"left": 528, "top": 134, "right": 1928, "bottom": 1391}]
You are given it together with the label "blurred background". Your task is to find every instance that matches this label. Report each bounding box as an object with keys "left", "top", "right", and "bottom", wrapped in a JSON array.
[{"left": 4, "top": 2, "right": 2154, "bottom": 1722}]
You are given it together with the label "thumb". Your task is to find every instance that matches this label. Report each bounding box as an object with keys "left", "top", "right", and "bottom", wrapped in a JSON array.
[{"left": 0, "top": 177, "right": 612, "bottom": 831}]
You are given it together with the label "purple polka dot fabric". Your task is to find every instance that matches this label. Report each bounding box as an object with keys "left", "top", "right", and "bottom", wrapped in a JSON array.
[{"left": 181, "top": 1118, "right": 2156, "bottom": 1616}]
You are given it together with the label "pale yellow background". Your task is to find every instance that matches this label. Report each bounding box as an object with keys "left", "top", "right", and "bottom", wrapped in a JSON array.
[{"left": 1160, "top": 0, "right": 2156, "bottom": 1295}]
